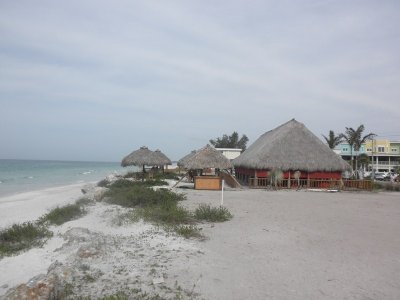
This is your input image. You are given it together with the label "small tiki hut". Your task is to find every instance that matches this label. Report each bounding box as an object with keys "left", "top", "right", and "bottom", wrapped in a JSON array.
[
  {"left": 179, "top": 144, "right": 232, "bottom": 190},
  {"left": 233, "top": 119, "right": 351, "bottom": 188},
  {"left": 177, "top": 150, "right": 197, "bottom": 168},
  {"left": 149, "top": 149, "right": 172, "bottom": 172},
  {"left": 121, "top": 146, "right": 154, "bottom": 172}
]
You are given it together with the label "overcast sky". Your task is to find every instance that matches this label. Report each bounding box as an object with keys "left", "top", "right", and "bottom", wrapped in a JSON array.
[{"left": 1, "top": 0, "right": 399, "bottom": 162}]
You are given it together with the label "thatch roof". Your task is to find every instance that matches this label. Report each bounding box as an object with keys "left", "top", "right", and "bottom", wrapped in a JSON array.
[
  {"left": 121, "top": 146, "right": 154, "bottom": 167},
  {"left": 149, "top": 149, "right": 172, "bottom": 166},
  {"left": 233, "top": 119, "right": 350, "bottom": 172},
  {"left": 179, "top": 144, "right": 232, "bottom": 169},
  {"left": 177, "top": 150, "right": 197, "bottom": 167}
]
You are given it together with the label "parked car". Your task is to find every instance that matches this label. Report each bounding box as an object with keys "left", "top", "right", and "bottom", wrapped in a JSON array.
[{"left": 374, "top": 172, "right": 386, "bottom": 181}]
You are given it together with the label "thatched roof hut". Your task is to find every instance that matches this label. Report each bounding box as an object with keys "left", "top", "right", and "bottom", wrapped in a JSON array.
[
  {"left": 149, "top": 149, "right": 172, "bottom": 166},
  {"left": 233, "top": 119, "right": 350, "bottom": 172},
  {"left": 180, "top": 144, "right": 232, "bottom": 170},
  {"left": 121, "top": 146, "right": 154, "bottom": 168}
]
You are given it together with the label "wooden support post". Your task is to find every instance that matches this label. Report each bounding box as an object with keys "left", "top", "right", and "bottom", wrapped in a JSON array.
[
  {"left": 288, "top": 171, "right": 291, "bottom": 189},
  {"left": 307, "top": 172, "right": 310, "bottom": 188},
  {"left": 171, "top": 172, "right": 189, "bottom": 189},
  {"left": 254, "top": 170, "right": 258, "bottom": 187}
]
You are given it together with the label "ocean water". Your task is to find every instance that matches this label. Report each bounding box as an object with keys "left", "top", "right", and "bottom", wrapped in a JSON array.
[{"left": 0, "top": 159, "right": 134, "bottom": 197}]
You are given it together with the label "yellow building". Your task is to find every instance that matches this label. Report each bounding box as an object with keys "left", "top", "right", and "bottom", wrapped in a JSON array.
[{"left": 339, "top": 139, "right": 400, "bottom": 172}]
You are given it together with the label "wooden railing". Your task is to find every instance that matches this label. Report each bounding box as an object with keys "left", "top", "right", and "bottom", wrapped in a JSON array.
[
  {"left": 248, "top": 178, "right": 373, "bottom": 191},
  {"left": 342, "top": 179, "right": 373, "bottom": 190}
]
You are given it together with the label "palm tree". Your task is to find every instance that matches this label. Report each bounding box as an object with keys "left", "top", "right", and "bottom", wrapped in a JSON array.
[
  {"left": 358, "top": 153, "right": 370, "bottom": 172},
  {"left": 340, "top": 125, "right": 375, "bottom": 178},
  {"left": 322, "top": 130, "right": 343, "bottom": 149}
]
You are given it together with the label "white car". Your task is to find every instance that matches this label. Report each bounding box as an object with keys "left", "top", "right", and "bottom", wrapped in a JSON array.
[{"left": 374, "top": 172, "right": 386, "bottom": 181}]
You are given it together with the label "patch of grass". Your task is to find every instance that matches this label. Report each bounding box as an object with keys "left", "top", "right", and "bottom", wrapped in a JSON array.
[
  {"left": 106, "top": 181, "right": 185, "bottom": 208},
  {"left": 0, "top": 222, "right": 52, "bottom": 257},
  {"left": 112, "top": 209, "right": 140, "bottom": 226},
  {"left": 154, "top": 172, "right": 181, "bottom": 181},
  {"left": 173, "top": 225, "right": 203, "bottom": 239},
  {"left": 75, "top": 197, "right": 94, "bottom": 206},
  {"left": 0, "top": 196, "right": 92, "bottom": 258},
  {"left": 194, "top": 204, "right": 233, "bottom": 222},
  {"left": 109, "top": 179, "right": 169, "bottom": 189},
  {"left": 106, "top": 180, "right": 233, "bottom": 239},
  {"left": 106, "top": 180, "right": 198, "bottom": 237},
  {"left": 137, "top": 203, "right": 193, "bottom": 225},
  {"left": 39, "top": 203, "right": 86, "bottom": 226}
]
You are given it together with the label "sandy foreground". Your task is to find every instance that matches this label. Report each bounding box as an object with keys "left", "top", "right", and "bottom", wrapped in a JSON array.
[{"left": 0, "top": 183, "right": 400, "bottom": 299}]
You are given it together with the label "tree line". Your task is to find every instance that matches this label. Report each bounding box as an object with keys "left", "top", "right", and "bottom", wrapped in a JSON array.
[{"left": 209, "top": 131, "right": 249, "bottom": 150}]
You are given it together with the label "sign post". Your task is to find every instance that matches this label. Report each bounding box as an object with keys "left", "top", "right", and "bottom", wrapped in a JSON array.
[{"left": 221, "top": 179, "right": 225, "bottom": 206}]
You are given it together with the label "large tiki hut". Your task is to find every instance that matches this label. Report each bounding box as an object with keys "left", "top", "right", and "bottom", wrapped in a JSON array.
[
  {"left": 233, "top": 119, "right": 350, "bottom": 187},
  {"left": 179, "top": 144, "right": 232, "bottom": 190}
]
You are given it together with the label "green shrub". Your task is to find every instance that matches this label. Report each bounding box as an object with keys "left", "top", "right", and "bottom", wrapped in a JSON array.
[
  {"left": 109, "top": 179, "right": 168, "bottom": 189},
  {"left": 97, "top": 179, "right": 109, "bottom": 187},
  {"left": 154, "top": 172, "right": 181, "bottom": 181},
  {"left": 106, "top": 181, "right": 185, "bottom": 208},
  {"left": 0, "top": 222, "right": 52, "bottom": 257},
  {"left": 194, "top": 204, "right": 233, "bottom": 222},
  {"left": 123, "top": 171, "right": 137, "bottom": 179},
  {"left": 39, "top": 203, "right": 86, "bottom": 226}
]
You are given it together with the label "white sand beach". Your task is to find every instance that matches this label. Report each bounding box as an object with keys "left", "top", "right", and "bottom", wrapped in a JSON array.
[
  {"left": 1, "top": 183, "right": 400, "bottom": 299},
  {"left": 0, "top": 183, "right": 91, "bottom": 228}
]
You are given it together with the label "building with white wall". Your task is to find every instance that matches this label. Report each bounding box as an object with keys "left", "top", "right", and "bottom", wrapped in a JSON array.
[{"left": 216, "top": 148, "right": 242, "bottom": 160}]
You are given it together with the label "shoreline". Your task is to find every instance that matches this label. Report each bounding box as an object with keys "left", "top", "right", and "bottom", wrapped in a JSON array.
[{"left": 0, "top": 180, "right": 94, "bottom": 199}]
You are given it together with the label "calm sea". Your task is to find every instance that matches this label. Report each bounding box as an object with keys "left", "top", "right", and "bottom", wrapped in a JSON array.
[{"left": 0, "top": 159, "right": 133, "bottom": 197}]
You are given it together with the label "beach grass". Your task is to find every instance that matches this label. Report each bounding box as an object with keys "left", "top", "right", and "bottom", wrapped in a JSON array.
[
  {"left": 75, "top": 197, "right": 94, "bottom": 206},
  {"left": 0, "top": 197, "right": 92, "bottom": 258},
  {"left": 105, "top": 180, "right": 233, "bottom": 238},
  {"left": 105, "top": 180, "right": 206, "bottom": 237},
  {"left": 105, "top": 180, "right": 184, "bottom": 208},
  {"left": 0, "top": 222, "right": 52, "bottom": 257},
  {"left": 123, "top": 171, "right": 180, "bottom": 181},
  {"left": 194, "top": 204, "right": 233, "bottom": 222},
  {"left": 172, "top": 224, "right": 203, "bottom": 239},
  {"left": 154, "top": 172, "right": 181, "bottom": 181},
  {"left": 136, "top": 202, "right": 194, "bottom": 225},
  {"left": 39, "top": 202, "right": 86, "bottom": 226}
]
